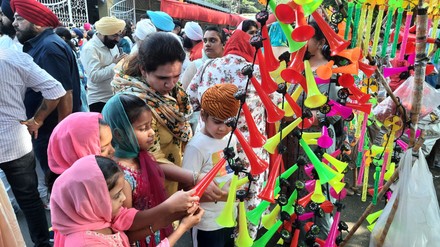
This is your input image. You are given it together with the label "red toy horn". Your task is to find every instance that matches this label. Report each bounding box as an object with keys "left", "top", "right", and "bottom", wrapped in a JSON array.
[
  {"left": 258, "top": 154, "right": 283, "bottom": 203},
  {"left": 193, "top": 158, "right": 227, "bottom": 198},
  {"left": 242, "top": 102, "right": 266, "bottom": 148},
  {"left": 345, "top": 102, "right": 372, "bottom": 114},
  {"left": 311, "top": 11, "right": 350, "bottom": 56},
  {"left": 358, "top": 61, "right": 377, "bottom": 78},
  {"left": 261, "top": 24, "right": 280, "bottom": 72},
  {"left": 250, "top": 76, "right": 285, "bottom": 123},
  {"left": 338, "top": 74, "right": 370, "bottom": 103},
  {"left": 292, "top": 5, "right": 315, "bottom": 42},
  {"left": 257, "top": 50, "right": 278, "bottom": 94},
  {"left": 234, "top": 128, "right": 269, "bottom": 175}
]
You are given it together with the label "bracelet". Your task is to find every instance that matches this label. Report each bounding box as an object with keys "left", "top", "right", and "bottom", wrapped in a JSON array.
[
  {"left": 149, "top": 225, "right": 154, "bottom": 234},
  {"left": 32, "top": 117, "right": 40, "bottom": 126},
  {"left": 192, "top": 172, "right": 199, "bottom": 186}
]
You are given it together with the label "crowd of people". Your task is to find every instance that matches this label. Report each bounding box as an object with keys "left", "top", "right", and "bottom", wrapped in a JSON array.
[{"left": 3, "top": 0, "right": 438, "bottom": 246}]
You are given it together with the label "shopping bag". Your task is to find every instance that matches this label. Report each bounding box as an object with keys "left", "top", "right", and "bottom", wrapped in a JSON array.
[{"left": 370, "top": 148, "right": 440, "bottom": 247}]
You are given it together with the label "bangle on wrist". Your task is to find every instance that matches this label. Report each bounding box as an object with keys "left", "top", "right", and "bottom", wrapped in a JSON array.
[
  {"left": 32, "top": 118, "right": 40, "bottom": 126},
  {"left": 149, "top": 225, "right": 154, "bottom": 234}
]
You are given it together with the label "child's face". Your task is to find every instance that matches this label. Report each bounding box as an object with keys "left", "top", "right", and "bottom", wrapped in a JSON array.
[
  {"left": 109, "top": 174, "right": 126, "bottom": 217},
  {"left": 202, "top": 113, "right": 232, "bottom": 139},
  {"left": 99, "top": 125, "right": 115, "bottom": 158},
  {"left": 132, "top": 110, "right": 155, "bottom": 151}
]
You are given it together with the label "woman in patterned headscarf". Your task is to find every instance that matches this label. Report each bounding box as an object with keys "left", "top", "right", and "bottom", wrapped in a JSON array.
[{"left": 111, "top": 32, "right": 193, "bottom": 196}]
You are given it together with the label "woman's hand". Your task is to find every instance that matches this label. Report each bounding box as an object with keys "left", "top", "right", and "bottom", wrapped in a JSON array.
[
  {"left": 180, "top": 205, "right": 204, "bottom": 231},
  {"left": 165, "top": 189, "right": 199, "bottom": 214}
]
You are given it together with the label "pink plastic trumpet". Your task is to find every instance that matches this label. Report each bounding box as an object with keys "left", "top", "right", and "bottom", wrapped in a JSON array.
[
  {"left": 317, "top": 126, "right": 333, "bottom": 149},
  {"left": 327, "top": 100, "right": 353, "bottom": 119},
  {"left": 323, "top": 210, "right": 341, "bottom": 247}
]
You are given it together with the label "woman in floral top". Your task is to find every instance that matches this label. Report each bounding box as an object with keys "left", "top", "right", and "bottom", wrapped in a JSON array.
[
  {"left": 186, "top": 29, "right": 281, "bottom": 238},
  {"left": 111, "top": 32, "right": 192, "bottom": 196}
]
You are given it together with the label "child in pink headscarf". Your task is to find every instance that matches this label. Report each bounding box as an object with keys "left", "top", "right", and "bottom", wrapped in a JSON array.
[
  {"left": 51, "top": 155, "right": 203, "bottom": 247},
  {"left": 48, "top": 112, "right": 201, "bottom": 246}
]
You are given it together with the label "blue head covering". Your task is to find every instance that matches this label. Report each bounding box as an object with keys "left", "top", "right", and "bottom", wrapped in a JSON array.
[
  {"left": 147, "top": 10, "right": 174, "bottom": 32},
  {"left": 72, "top": 28, "right": 83, "bottom": 39},
  {"left": 102, "top": 94, "right": 139, "bottom": 158},
  {"left": 268, "top": 22, "right": 288, "bottom": 47},
  {"left": 1, "top": 0, "right": 14, "bottom": 21}
]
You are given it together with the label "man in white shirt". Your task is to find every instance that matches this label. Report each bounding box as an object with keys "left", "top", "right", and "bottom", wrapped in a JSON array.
[
  {"left": 0, "top": 0, "right": 22, "bottom": 213},
  {"left": 81, "top": 16, "right": 127, "bottom": 112},
  {"left": 0, "top": 49, "right": 66, "bottom": 247}
]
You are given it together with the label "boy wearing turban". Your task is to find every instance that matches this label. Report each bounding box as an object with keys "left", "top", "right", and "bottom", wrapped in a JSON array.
[
  {"left": 182, "top": 83, "right": 240, "bottom": 247},
  {"left": 80, "top": 16, "right": 127, "bottom": 113}
]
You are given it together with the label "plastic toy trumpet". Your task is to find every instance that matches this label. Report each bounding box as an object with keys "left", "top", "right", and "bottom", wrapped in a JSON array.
[
  {"left": 192, "top": 158, "right": 227, "bottom": 198},
  {"left": 263, "top": 117, "right": 302, "bottom": 154},
  {"left": 363, "top": 2, "right": 376, "bottom": 56},
  {"left": 269, "top": 0, "right": 306, "bottom": 53},
  {"left": 216, "top": 174, "right": 239, "bottom": 227},
  {"left": 311, "top": 11, "right": 350, "bottom": 56},
  {"left": 246, "top": 164, "right": 298, "bottom": 225},
  {"left": 351, "top": 2, "right": 362, "bottom": 48},
  {"left": 356, "top": 3, "right": 368, "bottom": 49},
  {"left": 323, "top": 208, "right": 341, "bottom": 247},
  {"left": 304, "top": 60, "right": 327, "bottom": 109},
  {"left": 258, "top": 154, "right": 283, "bottom": 203},
  {"left": 256, "top": 50, "right": 278, "bottom": 94},
  {"left": 235, "top": 190, "right": 253, "bottom": 247},
  {"left": 390, "top": 7, "right": 404, "bottom": 58},
  {"left": 248, "top": 77, "right": 285, "bottom": 123},
  {"left": 371, "top": 5, "right": 385, "bottom": 56},
  {"left": 242, "top": 102, "right": 266, "bottom": 148},
  {"left": 234, "top": 128, "right": 269, "bottom": 175},
  {"left": 299, "top": 139, "right": 337, "bottom": 184},
  {"left": 292, "top": 4, "right": 315, "bottom": 42},
  {"left": 345, "top": 2, "right": 355, "bottom": 40},
  {"left": 381, "top": 1, "right": 397, "bottom": 57}
]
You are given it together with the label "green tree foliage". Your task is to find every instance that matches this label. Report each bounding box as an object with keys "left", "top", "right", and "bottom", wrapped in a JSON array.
[{"left": 203, "top": 0, "right": 264, "bottom": 14}]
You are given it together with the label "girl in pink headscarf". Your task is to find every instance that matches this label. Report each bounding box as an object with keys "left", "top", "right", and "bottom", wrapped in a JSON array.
[
  {"left": 51, "top": 155, "right": 204, "bottom": 247},
  {"left": 48, "top": 112, "right": 201, "bottom": 246}
]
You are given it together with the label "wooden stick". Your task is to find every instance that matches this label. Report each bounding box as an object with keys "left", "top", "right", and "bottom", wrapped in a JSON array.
[
  {"left": 339, "top": 168, "right": 399, "bottom": 247},
  {"left": 376, "top": 3, "right": 428, "bottom": 246}
]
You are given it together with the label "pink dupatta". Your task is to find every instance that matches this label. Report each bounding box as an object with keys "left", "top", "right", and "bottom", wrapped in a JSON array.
[{"left": 51, "top": 155, "right": 138, "bottom": 246}]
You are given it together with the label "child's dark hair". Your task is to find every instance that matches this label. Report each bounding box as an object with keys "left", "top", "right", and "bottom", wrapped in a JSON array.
[
  {"left": 242, "top": 20, "right": 258, "bottom": 33},
  {"left": 46, "top": 118, "right": 111, "bottom": 193},
  {"left": 95, "top": 156, "right": 123, "bottom": 191},
  {"left": 119, "top": 94, "right": 151, "bottom": 124}
]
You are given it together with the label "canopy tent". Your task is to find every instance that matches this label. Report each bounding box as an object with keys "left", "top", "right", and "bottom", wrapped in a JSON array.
[{"left": 160, "top": 0, "right": 247, "bottom": 27}]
